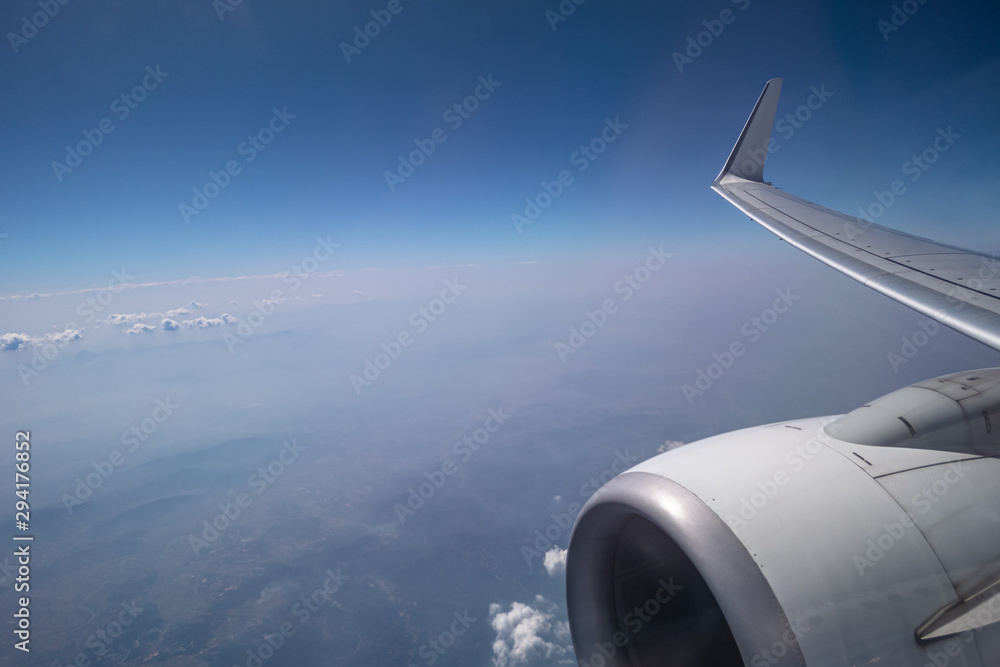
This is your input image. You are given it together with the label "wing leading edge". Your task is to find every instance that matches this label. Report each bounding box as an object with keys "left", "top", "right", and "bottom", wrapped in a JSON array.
[{"left": 712, "top": 79, "right": 1000, "bottom": 352}]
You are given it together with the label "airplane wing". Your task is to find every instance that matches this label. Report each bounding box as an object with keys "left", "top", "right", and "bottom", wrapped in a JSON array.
[{"left": 712, "top": 78, "right": 1000, "bottom": 351}]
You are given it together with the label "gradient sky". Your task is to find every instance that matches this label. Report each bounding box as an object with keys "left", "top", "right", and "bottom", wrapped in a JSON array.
[
  {"left": 1, "top": 0, "right": 999, "bottom": 294},
  {"left": 4, "top": 3, "right": 1000, "bottom": 665}
]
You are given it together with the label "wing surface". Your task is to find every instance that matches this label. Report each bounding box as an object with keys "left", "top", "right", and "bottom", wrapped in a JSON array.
[{"left": 713, "top": 79, "right": 1000, "bottom": 351}]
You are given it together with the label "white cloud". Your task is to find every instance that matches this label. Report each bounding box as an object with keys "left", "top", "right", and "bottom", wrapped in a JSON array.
[
  {"left": 107, "top": 312, "right": 235, "bottom": 331},
  {"left": 190, "top": 301, "right": 207, "bottom": 309},
  {"left": 49, "top": 329, "right": 84, "bottom": 344},
  {"left": 0, "top": 329, "right": 83, "bottom": 351},
  {"left": 103, "top": 312, "right": 152, "bottom": 326},
  {"left": 102, "top": 307, "right": 191, "bottom": 326},
  {"left": 489, "top": 596, "right": 572, "bottom": 667},
  {"left": 0, "top": 333, "right": 34, "bottom": 351},
  {"left": 181, "top": 313, "right": 236, "bottom": 328},
  {"left": 543, "top": 548, "right": 567, "bottom": 577}
]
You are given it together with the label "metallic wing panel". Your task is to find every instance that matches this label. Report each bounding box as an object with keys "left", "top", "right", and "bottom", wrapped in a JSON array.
[{"left": 712, "top": 79, "right": 1000, "bottom": 351}]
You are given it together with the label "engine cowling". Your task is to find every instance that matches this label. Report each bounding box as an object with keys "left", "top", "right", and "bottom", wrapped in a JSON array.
[{"left": 567, "top": 369, "right": 1000, "bottom": 666}]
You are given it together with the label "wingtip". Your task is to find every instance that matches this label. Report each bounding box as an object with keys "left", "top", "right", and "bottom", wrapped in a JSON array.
[{"left": 714, "top": 78, "right": 784, "bottom": 184}]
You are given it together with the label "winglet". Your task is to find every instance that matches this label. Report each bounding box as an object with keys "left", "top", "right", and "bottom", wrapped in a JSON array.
[{"left": 714, "top": 78, "right": 783, "bottom": 184}]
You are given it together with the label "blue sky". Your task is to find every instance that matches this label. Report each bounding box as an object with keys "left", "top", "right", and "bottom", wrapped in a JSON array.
[
  {"left": 2, "top": 0, "right": 999, "bottom": 294},
  {"left": 4, "top": 3, "right": 1000, "bottom": 664}
]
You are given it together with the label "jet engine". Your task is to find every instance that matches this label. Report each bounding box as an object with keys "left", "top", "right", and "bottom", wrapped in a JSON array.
[{"left": 567, "top": 369, "right": 1000, "bottom": 666}]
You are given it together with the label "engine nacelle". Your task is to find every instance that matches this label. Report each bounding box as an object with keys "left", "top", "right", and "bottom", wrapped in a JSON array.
[{"left": 567, "top": 369, "right": 1000, "bottom": 666}]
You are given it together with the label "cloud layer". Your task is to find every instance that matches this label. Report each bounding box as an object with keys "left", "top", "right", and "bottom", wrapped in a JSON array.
[
  {"left": 100, "top": 308, "right": 190, "bottom": 326},
  {"left": 0, "top": 328, "right": 83, "bottom": 351},
  {"left": 100, "top": 309, "right": 237, "bottom": 333}
]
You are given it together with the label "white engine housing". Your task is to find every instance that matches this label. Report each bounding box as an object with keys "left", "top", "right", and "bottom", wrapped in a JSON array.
[{"left": 567, "top": 370, "right": 1000, "bottom": 666}]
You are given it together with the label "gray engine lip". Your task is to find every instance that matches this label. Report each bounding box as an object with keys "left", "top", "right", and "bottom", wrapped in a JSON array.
[{"left": 566, "top": 470, "right": 807, "bottom": 666}]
